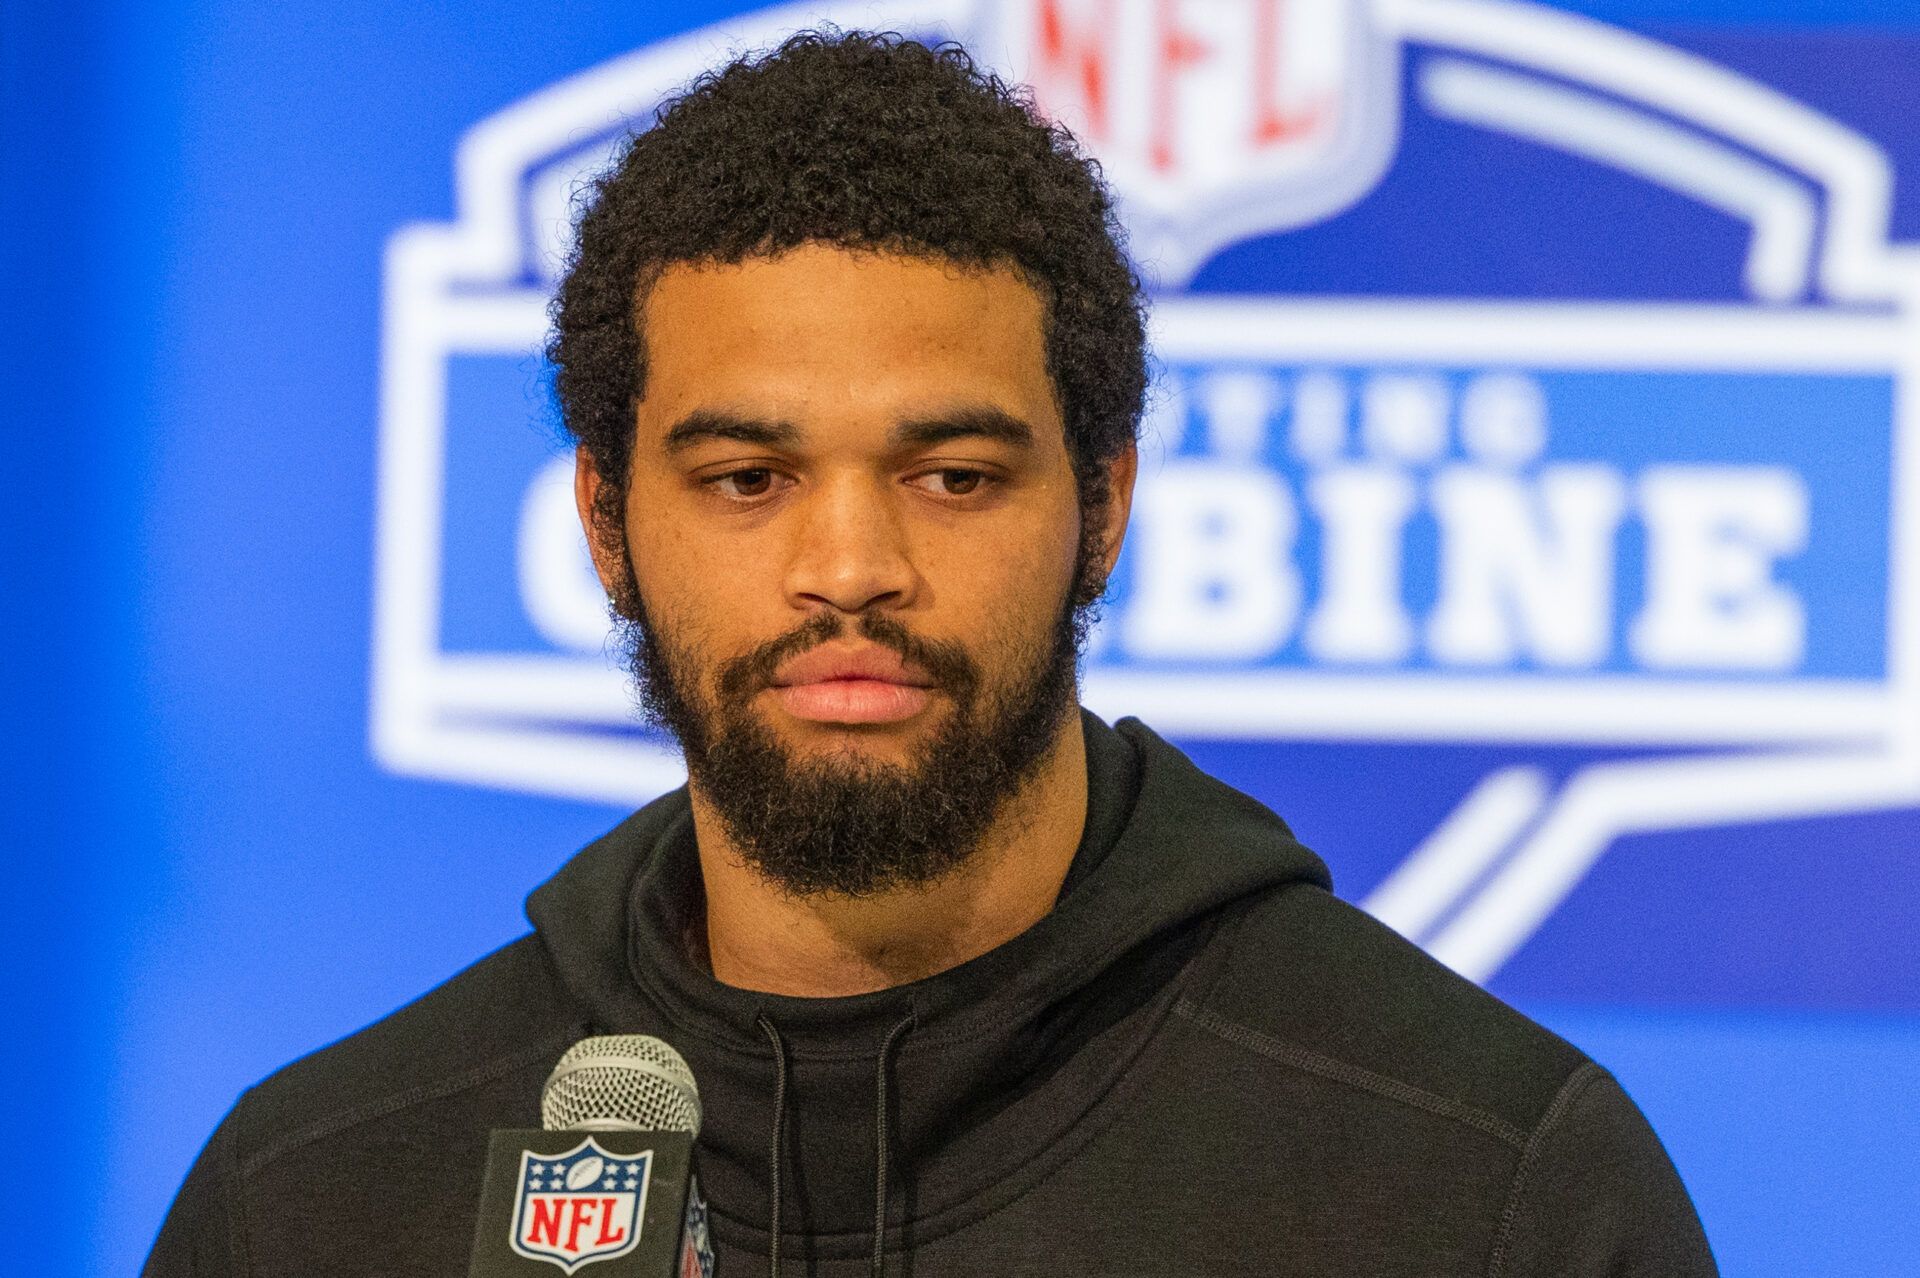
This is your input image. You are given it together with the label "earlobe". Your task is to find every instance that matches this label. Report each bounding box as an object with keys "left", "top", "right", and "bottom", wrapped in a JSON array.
[
  {"left": 573, "top": 448, "right": 621, "bottom": 596},
  {"left": 1101, "top": 443, "right": 1139, "bottom": 577}
]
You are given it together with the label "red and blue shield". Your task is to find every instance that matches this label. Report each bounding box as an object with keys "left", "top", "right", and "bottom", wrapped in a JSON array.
[{"left": 509, "top": 1138, "right": 652, "bottom": 1272}]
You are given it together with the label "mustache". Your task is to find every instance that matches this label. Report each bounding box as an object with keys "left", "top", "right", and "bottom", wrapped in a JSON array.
[{"left": 715, "top": 611, "right": 980, "bottom": 704}]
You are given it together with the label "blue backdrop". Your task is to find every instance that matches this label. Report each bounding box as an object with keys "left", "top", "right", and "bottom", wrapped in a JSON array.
[{"left": 4, "top": 2, "right": 1917, "bottom": 1274}]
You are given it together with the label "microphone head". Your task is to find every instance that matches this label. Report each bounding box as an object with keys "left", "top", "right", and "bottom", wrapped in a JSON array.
[{"left": 541, "top": 1035, "right": 702, "bottom": 1135}]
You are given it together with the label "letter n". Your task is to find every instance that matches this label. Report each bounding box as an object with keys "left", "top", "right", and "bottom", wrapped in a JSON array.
[{"left": 526, "top": 1198, "right": 564, "bottom": 1247}]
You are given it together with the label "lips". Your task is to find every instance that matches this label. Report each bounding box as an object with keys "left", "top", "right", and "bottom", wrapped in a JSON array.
[{"left": 769, "top": 645, "right": 936, "bottom": 725}]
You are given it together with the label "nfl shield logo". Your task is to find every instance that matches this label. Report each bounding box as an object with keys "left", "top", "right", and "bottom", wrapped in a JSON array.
[
  {"left": 985, "top": 0, "right": 1399, "bottom": 282},
  {"left": 510, "top": 1138, "right": 652, "bottom": 1272}
]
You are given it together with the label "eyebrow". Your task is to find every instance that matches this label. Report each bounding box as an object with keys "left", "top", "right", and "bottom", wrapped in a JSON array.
[
  {"left": 661, "top": 406, "right": 1039, "bottom": 454},
  {"left": 891, "top": 407, "right": 1036, "bottom": 451},
  {"left": 661, "top": 411, "right": 801, "bottom": 453}
]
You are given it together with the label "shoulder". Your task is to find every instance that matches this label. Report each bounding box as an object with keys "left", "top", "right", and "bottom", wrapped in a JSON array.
[
  {"left": 1174, "top": 897, "right": 1717, "bottom": 1274},
  {"left": 1184, "top": 884, "right": 1589, "bottom": 1144},
  {"left": 148, "top": 938, "right": 592, "bottom": 1273},
  {"left": 224, "top": 934, "right": 587, "bottom": 1175}
]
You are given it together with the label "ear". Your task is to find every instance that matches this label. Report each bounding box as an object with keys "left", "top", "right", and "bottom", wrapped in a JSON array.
[
  {"left": 573, "top": 447, "right": 623, "bottom": 596},
  {"left": 1096, "top": 442, "right": 1138, "bottom": 581}
]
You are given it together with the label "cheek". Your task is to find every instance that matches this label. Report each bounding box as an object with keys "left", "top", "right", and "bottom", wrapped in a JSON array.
[
  {"left": 930, "top": 501, "right": 1082, "bottom": 628},
  {"left": 620, "top": 502, "right": 731, "bottom": 644},
  {"left": 1016, "top": 488, "right": 1086, "bottom": 596}
]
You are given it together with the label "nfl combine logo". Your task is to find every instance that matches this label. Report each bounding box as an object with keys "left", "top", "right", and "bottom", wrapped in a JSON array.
[
  {"left": 510, "top": 1140, "right": 652, "bottom": 1272},
  {"left": 376, "top": 0, "right": 1920, "bottom": 992}
]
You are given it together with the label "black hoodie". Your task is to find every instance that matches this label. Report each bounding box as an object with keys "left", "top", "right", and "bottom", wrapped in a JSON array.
[{"left": 147, "top": 713, "right": 1715, "bottom": 1276}]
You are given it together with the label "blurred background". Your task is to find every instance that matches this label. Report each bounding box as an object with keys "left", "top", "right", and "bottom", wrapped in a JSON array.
[{"left": 4, "top": 1, "right": 1917, "bottom": 1273}]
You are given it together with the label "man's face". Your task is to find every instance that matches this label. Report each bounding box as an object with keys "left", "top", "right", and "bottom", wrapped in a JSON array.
[{"left": 577, "top": 245, "right": 1132, "bottom": 895}]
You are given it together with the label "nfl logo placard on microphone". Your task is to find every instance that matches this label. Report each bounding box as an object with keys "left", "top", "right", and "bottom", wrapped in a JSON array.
[
  {"left": 510, "top": 1138, "right": 652, "bottom": 1272},
  {"left": 470, "top": 1130, "right": 699, "bottom": 1277},
  {"left": 472, "top": 1037, "right": 709, "bottom": 1278}
]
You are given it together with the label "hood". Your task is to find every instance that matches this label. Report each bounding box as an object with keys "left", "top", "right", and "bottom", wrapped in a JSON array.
[{"left": 525, "top": 711, "right": 1329, "bottom": 1263}]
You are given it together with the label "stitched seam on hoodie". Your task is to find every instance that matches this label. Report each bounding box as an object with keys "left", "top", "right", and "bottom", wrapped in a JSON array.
[
  {"left": 238, "top": 1029, "right": 580, "bottom": 1179},
  {"left": 1173, "top": 1000, "right": 1530, "bottom": 1149},
  {"left": 1485, "top": 1060, "right": 1603, "bottom": 1278},
  {"left": 225, "top": 1095, "right": 256, "bottom": 1277}
]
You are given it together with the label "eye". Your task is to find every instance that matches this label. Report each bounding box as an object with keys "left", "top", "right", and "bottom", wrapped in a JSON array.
[
  {"left": 915, "top": 468, "right": 991, "bottom": 497},
  {"left": 708, "top": 468, "right": 780, "bottom": 499}
]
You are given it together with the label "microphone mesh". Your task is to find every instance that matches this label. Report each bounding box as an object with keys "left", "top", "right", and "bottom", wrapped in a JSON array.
[{"left": 541, "top": 1035, "right": 702, "bottom": 1135}]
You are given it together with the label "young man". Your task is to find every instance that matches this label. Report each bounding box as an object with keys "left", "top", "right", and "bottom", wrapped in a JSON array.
[{"left": 148, "top": 33, "right": 1716, "bottom": 1277}]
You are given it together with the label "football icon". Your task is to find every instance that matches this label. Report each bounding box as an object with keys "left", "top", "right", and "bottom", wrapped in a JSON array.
[{"left": 566, "top": 1157, "right": 604, "bottom": 1190}]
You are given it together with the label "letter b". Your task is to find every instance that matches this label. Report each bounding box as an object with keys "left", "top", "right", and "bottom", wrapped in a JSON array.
[{"left": 1122, "top": 463, "right": 1300, "bottom": 660}]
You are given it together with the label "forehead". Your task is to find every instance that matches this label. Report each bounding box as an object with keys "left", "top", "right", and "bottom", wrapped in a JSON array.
[{"left": 636, "top": 245, "right": 1062, "bottom": 439}]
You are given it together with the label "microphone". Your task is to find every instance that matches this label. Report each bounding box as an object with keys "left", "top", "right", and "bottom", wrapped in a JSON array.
[{"left": 468, "top": 1036, "right": 714, "bottom": 1277}]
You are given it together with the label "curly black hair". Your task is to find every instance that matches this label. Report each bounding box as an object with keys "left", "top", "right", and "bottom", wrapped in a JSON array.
[{"left": 548, "top": 30, "right": 1147, "bottom": 574}]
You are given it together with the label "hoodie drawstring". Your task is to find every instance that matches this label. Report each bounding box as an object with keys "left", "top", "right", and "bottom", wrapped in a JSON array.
[
  {"left": 756, "top": 1014, "right": 790, "bottom": 1278},
  {"left": 755, "top": 1010, "right": 917, "bottom": 1278},
  {"left": 871, "top": 1012, "right": 916, "bottom": 1278}
]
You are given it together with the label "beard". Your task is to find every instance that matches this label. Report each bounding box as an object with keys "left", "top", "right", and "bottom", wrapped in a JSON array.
[{"left": 604, "top": 537, "right": 1099, "bottom": 899}]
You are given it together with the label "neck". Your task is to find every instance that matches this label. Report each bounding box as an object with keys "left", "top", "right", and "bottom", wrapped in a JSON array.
[{"left": 688, "top": 711, "right": 1089, "bottom": 997}]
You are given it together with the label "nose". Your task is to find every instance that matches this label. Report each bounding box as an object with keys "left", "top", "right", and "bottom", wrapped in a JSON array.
[{"left": 781, "top": 472, "right": 921, "bottom": 616}]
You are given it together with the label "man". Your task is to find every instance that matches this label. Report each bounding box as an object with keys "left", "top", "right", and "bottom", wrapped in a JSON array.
[{"left": 148, "top": 32, "right": 1715, "bottom": 1277}]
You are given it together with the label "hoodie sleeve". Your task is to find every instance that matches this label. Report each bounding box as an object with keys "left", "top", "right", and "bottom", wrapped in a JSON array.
[
  {"left": 144, "top": 1107, "right": 245, "bottom": 1278},
  {"left": 1491, "top": 1063, "right": 1717, "bottom": 1278}
]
